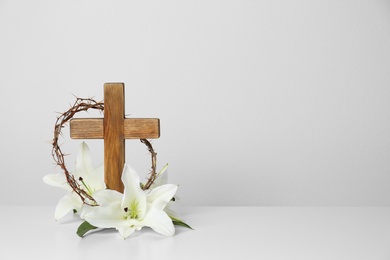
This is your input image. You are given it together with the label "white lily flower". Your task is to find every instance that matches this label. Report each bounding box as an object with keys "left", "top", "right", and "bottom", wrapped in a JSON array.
[
  {"left": 43, "top": 142, "right": 105, "bottom": 220},
  {"left": 149, "top": 164, "right": 181, "bottom": 220},
  {"left": 81, "top": 164, "right": 178, "bottom": 239}
]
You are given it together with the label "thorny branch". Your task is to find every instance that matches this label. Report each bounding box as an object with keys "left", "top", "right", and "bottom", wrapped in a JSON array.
[
  {"left": 141, "top": 139, "right": 158, "bottom": 190},
  {"left": 52, "top": 97, "right": 158, "bottom": 206}
]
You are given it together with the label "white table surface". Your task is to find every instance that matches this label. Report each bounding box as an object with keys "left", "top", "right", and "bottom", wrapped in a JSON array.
[{"left": 1, "top": 206, "right": 389, "bottom": 260}]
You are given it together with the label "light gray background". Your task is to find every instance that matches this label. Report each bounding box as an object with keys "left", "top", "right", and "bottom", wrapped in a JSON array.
[{"left": 1, "top": 0, "right": 389, "bottom": 206}]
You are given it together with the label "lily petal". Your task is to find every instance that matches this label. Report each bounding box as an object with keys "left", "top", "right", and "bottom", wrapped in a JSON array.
[
  {"left": 75, "top": 142, "right": 94, "bottom": 178},
  {"left": 82, "top": 201, "right": 124, "bottom": 229},
  {"left": 92, "top": 189, "right": 123, "bottom": 205},
  {"left": 164, "top": 203, "right": 180, "bottom": 220},
  {"left": 116, "top": 225, "right": 136, "bottom": 239},
  {"left": 143, "top": 206, "right": 175, "bottom": 236},
  {"left": 121, "top": 164, "right": 147, "bottom": 219},
  {"left": 55, "top": 193, "right": 82, "bottom": 220},
  {"left": 43, "top": 173, "right": 72, "bottom": 192},
  {"left": 147, "top": 184, "right": 178, "bottom": 211},
  {"left": 84, "top": 163, "right": 105, "bottom": 191}
]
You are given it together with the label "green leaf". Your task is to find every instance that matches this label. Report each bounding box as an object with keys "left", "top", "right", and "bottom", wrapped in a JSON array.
[
  {"left": 173, "top": 220, "right": 193, "bottom": 230},
  {"left": 169, "top": 215, "right": 193, "bottom": 230},
  {"left": 77, "top": 221, "right": 98, "bottom": 237}
]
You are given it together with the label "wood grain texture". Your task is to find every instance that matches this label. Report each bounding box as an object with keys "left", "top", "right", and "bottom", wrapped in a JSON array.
[
  {"left": 123, "top": 118, "right": 160, "bottom": 138},
  {"left": 70, "top": 118, "right": 160, "bottom": 139},
  {"left": 103, "top": 83, "right": 125, "bottom": 193},
  {"left": 70, "top": 119, "right": 103, "bottom": 139}
]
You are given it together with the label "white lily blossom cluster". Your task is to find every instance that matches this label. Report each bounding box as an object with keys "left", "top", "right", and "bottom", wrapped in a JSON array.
[
  {"left": 81, "top": 164, "right": 177, "bottom": 238},
  {"left": 44, "top": 142, "right": 184, "bottom": 239},
  {"left": 43, "top": 142, "right": 105, "bottom": 220}
]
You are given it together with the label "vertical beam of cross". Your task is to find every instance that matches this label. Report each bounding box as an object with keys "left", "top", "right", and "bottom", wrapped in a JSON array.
[{"left": 104, "top": 83, "right": 125, "bottom": 192}]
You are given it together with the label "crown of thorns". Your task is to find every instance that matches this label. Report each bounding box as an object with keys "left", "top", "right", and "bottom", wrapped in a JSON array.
[{"left": 51, "top": 97, "right": 157, "bottom": 206}]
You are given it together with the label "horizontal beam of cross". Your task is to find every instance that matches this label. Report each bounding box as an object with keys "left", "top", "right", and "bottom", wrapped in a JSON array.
[{"left": 70, "top": 118, "right": 160, "bottom": 139}]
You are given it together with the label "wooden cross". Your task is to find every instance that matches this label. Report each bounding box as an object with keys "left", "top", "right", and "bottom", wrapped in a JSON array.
[{"left": 69, "top": 83, "right": 160, "bottom": 193}]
